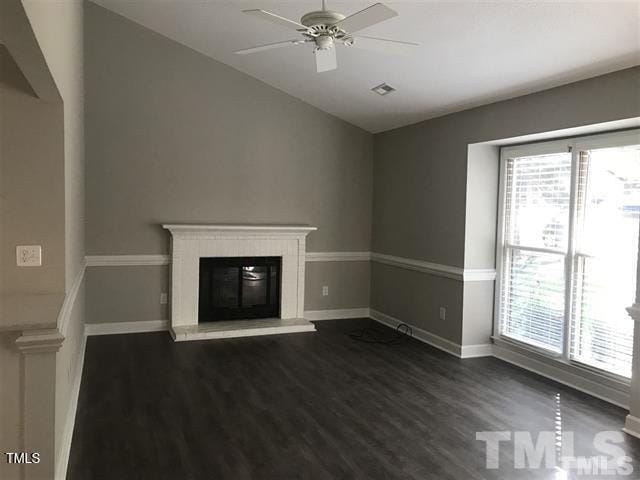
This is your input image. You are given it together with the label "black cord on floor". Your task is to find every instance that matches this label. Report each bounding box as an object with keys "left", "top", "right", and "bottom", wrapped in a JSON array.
[{"left": 349, "top": 322, "right": 413, "bottom": 345}]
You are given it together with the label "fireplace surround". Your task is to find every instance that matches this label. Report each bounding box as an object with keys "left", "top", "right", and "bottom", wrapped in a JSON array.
[{"left": 162, "top": 224, "right": 317, "bottom": 341}]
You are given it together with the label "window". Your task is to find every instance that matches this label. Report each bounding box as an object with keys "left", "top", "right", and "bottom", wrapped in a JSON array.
[{"left": 497, "top": 131, "right": 640, "bottom": 379}]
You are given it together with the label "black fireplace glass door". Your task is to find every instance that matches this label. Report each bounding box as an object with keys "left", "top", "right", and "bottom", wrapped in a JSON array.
[
  {"left": 199, "top": 257, "right": 281, "bottom": 322},
  {"left": 212, "top": 267, "right": 239, "bottom": 307}
]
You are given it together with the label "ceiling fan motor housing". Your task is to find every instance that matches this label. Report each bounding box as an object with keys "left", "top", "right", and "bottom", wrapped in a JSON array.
[{"left": 301, "top": 10, "right": 349, "bottom": 49}]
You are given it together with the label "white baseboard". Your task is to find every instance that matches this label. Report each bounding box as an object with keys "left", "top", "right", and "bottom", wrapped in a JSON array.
[
  {"left": 304, "top": 308, "right": 370, "bottom": 321},
  {"left": 85, "top": 320, "right": 169, "bottom": 336},
  {"left": 460, "top": 343, "right": 494, "bottom": 358},
  {"left": 370, "top": 309, "right": 465, "bottom": 357},
  {"left": 492, "top": 339, "right": 629, "bottom": 409},
  {"left": 55, "top": 332, "right": 87, "bottom": 480},
  {"left": 623, "top": 415, "right": 640, "bottom": 439}
]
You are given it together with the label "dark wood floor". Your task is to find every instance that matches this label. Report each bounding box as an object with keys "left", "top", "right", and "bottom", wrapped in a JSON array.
[{"left": 68, "top": 319, "right": 640, "bottom": 479}]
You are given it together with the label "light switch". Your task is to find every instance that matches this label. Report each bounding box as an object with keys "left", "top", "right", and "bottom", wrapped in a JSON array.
[{"left": 17, "top": 245, "right": 42, "bottom": 267}]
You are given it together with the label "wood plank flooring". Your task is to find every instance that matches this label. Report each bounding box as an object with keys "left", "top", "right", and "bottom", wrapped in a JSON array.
[{"left": 68, "top": 319, "right": 640, "bottom": 479}]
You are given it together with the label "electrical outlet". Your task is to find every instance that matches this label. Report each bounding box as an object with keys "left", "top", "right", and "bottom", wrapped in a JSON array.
[
  {"left": 322, "top": 286, "right": 329, "bottom": 296},
  {"left": 160, "top": 293, "right": 168, "bottom": 305},
  {"left": 16, "top": 245, "right": 41, "bottom": 267},
  {"left": 439, "top": 307, "right": 447, "bottom": 321}
]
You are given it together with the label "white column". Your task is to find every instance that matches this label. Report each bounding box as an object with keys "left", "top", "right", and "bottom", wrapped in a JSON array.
[
  {"left": 15, "top": 329, "right": 64, "bottom": 480},
  {"left": 623, "top": 222, "right": 640, "bottom": 437},
  {"left": 624, "top": 304, "right": 640, "bottom": 438}
]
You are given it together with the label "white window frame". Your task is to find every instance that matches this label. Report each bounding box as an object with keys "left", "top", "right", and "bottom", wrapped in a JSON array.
[{"left": 494, "top": 129, "right": 640, "bottom": 383}]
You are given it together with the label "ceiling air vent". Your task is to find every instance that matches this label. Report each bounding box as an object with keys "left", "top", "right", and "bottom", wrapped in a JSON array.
[{"left": 371, "top": 83, "right": 396, "bottom": 96}]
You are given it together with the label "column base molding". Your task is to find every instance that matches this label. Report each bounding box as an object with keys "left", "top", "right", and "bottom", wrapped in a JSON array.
[{"left": 623, "top": 414, "right": 640, "bottom": 439}]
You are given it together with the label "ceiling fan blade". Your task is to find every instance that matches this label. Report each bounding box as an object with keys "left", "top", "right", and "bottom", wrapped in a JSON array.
[
  {"left": 242, "top": 9, "right": 307, "bottom": 31},
  {"left": 354, "top": 35, "right": 419, "bottom": 47},
  {"left": 315, "top": 47, "right": 337, "bottom": 73},
  {"left": 333, "top": 3, "right": 397, "bottom": 34},
  {"left": 235, "top": 40, "right": 306, "bottom": 55},
  {"left": 349, "top": 35, "right": 418, "bottom": 56}
]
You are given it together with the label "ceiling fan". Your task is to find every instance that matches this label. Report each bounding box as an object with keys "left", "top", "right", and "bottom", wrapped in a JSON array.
[{"left": 234, "top": 1, "right": 419, "bottom": 73}]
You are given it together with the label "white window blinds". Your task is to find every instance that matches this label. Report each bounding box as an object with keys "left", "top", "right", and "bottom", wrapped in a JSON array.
[
  {"left": 570, "top": 146, "right": 640, "bottom": 378},
  {"left": 498, "top": 132, "right": 640, "bottom": 379},
  {"left": 500, "top": 152, "right": 571, "bottom": 354}
]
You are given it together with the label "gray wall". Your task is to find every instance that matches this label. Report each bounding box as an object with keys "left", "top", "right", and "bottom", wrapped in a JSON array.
[
  {"left": 0, "top": 48, "right": 65, "bottom": 296},
  {"left": 86, "top": 262, "right": 371, "bottom": 325},
  {"left": 84, "top": 3, "right": 373, "bottom": 322},
  {"left": 86, "top": 266, "right": 168, "bottom": 325},
  {"left": 373, "top": 67, "right": 640, "bottom": 267},
  {"left": 372, "top": 67, "right": 640, "bottom": 344},
  {"left": 371, "top": 262, "right": 463, "bottom": 343},
  {"left": 305, "top": 261, "right": 370, "bottom": 311},
  {"left": 23, "top": 0, "right": 85, "bottom": 293}
]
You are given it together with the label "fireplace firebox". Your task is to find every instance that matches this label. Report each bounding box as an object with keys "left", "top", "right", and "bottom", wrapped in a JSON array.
[{"left": 198, "top": 257, "right": 281, "bottom": 322}]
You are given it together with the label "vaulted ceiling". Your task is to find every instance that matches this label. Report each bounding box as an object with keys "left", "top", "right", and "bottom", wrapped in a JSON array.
[{"left": 91, "top": 1, "right": 640, "bottom": 133}]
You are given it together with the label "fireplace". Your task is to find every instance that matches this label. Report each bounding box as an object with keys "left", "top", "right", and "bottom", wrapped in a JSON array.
[
  {"left": 199, "top": 257, "right": 281, "bottom": 322},
  {"left": 162, "top": 224, "right": 317, "bottom": 341}
]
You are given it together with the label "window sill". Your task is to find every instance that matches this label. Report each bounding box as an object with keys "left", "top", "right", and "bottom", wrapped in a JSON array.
[{"left": 491, "top": 335, "right": 630, "bottom": 408}]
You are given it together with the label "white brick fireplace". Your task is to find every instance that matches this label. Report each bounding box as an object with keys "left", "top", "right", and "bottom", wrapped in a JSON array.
[{"left": 162, "top": 224, "right": 317, "bottom": 341}]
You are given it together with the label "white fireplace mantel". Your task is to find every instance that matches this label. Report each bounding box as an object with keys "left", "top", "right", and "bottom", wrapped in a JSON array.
[
  {"left": 163, "top": 224, "right": 318, "bottom": 235},
  {"left": 162, "top": 224, "right": 317, "bottom": 341}
]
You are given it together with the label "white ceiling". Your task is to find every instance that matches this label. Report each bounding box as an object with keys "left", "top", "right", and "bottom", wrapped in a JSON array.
[{"left": 91, "top": 0, "right": 640, "bottom": 133}]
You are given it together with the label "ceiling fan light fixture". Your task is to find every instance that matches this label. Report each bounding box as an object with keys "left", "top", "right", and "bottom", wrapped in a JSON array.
[
  {"left": 315, "top": 35, "right": 334, "bottom": 50},
  {"left": 371, "top": 83, "right": 396, "bottom": 96}
]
